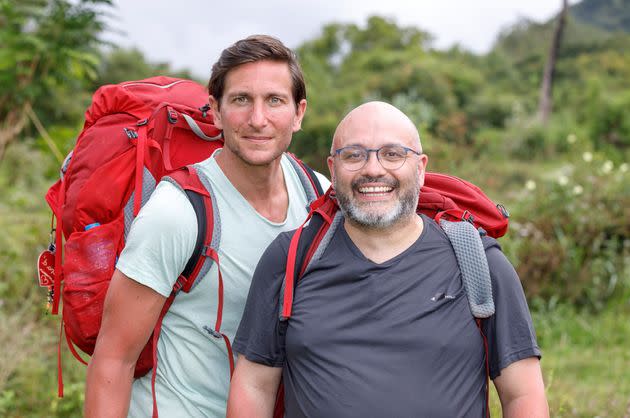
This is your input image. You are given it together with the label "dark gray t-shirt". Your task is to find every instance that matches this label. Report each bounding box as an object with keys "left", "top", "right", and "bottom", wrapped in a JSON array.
[{"left": 234, "top": 215, "right": 540, "bottom": 418}]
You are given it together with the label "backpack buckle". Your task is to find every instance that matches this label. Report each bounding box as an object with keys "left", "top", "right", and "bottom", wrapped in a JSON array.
[
  {"left": 462, "top": 210, "right": 475, "bottom": 224},
  {"left": 167, "top": 107, "right": 178, "bottom": 124},
  {"left": 203, "top": 326, "right": 222, "bottom": 339},
  {"left": 496, "top": 204, "right": 510, "bottom": 218}
]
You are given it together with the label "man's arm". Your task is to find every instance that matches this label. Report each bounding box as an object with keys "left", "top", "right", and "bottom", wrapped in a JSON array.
[
  {"left": 84, "top": 269, "right": 167, "bottom": 418},
  {"left": 493, "top": 357, "right": 549, "bottom": 418},
  {"left": 226, "top": 356, "right": 282, "bottom": 418}
]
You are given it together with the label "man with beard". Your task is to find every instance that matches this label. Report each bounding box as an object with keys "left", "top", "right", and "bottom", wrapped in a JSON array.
[{"left": 227, "top": 101, "right": 549, "bottom": 418}]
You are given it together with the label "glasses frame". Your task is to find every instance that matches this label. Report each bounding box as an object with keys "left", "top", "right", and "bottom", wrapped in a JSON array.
[{"left": 332, "top": 144, "right": 422, "bottom": 171}]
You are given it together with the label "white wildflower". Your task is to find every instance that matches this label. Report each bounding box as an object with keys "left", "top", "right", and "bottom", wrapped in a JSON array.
[
  {"left": 620, "top": 163, "right": 628, "bottom": 173},
  {"left": 557, "top": 175, "right": 569, "bottom": 186},
  {"left": 602, "top": 160, "right": 614, "bottom": 174},
  {"left": 567, "top": 134, "right": 577, "bottom": 144},
  {"left": 525, "top": 180, "right": 536, "bottom": 191},
  {"left": 573, "top": 185, "right": 583, "bottom": 195},
  {"left": 582, "top": 152, "right": 593, "bottom": 162}
]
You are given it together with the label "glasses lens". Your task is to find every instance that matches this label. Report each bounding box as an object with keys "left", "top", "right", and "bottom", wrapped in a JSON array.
[
  {"left": 377, "top": 145, "right": 407, "bottom": 169},
  {"left": 338, "top": 146, "right": 367, "bottom": 171}
]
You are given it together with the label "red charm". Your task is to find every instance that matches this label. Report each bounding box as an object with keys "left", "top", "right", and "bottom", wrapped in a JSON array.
[{"left": 37, "top": 249, "right": 56, "bottom": 287}]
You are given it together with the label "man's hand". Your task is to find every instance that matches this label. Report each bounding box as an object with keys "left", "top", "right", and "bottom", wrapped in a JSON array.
[
  {"left": 84, "top": 269, "right": 167, "bottom": 418},
  {"left": 226, "top": 356, "right": 282, "bottom": 418}
]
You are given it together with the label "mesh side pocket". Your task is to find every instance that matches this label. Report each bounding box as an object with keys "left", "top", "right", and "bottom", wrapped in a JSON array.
[{"left": 62, "top": 216, "right": 124, "bottom": 354}]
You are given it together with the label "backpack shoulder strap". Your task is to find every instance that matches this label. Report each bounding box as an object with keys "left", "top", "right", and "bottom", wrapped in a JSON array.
[
  {"left": 279, "top": 192, "right": 340, "bottom": 320},
  {"left": 439, "top": 219, "right": 495, "bottom": 319},
  {"left": 285, "top": 152, "right": 324, "bottom": 202},
  {"left": 162, "top": 165, "right": 219, "bottom": 292}
]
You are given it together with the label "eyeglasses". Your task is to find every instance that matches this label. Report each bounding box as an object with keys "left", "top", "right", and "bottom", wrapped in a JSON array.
[{"left": 332, "top": 144, "right": 422, "bottom": 171}]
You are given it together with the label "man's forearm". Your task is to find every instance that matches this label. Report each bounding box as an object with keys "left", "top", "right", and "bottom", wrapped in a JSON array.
[{"left": 84, "top": 355, "right": 136, "bottom": 418}]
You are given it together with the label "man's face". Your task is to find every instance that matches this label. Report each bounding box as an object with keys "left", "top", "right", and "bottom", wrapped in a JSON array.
[
  {"left": 210, "top": 60, "right": 306, "bottom": 167},
  {"left": 327, "top": 106, "right": 427, "bottom": 229}
]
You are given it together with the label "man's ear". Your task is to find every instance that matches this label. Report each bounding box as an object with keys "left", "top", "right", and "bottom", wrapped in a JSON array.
[
  {"left": 418, "top": 153, "right": 428, "bottom": 186},
  {"left": 209, "top": 95, "right": 222, "bottom": 130},
  {"left": 292, "top": 99, "right": 307, "bottom": 132},
  {"left": 327, "top": 155, "right": 336, "bottom": 188}
]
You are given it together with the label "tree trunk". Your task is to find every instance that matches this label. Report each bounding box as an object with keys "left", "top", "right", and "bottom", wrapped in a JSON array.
[
  {"left": 538, "top": 0, "right": 569, "bottom": 125},
  {"left": 0, "top": 104, "right": 30, "bottom": 161}
]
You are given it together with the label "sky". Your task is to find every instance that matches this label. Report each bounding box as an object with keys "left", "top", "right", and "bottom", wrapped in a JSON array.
[{"left": 105, "top": 0, "right": 577, "bottom": 79}]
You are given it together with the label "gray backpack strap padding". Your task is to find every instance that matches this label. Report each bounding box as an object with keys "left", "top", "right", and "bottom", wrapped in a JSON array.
[
  {"left": 124, "top": 167, "right": 156, "bottom": 239},
  {"left": 439, "top": 219, "right": 495, "bottom": 318},
  {"left": 162, "top": 167, "right": 222, "bottom": 291},
  {"left": 285, "top": 154, "right": 318, "bottom": 205},
  {"left": 302, "top": 211, "right": 343, "bottom": 276},
  {"left": 188, "top": 165, "right": 221, "bottom": 290},
  {"left": 181, "top": 114, "right": 222, "bottom": 141}
]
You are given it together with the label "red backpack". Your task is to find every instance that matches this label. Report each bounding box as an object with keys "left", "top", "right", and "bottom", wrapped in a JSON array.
[
  {"left": 40, "top": 76, "right": 323, "bottom": 407},
  {"left": 272, "top": 174, "right": 510, "bottom": 418}
]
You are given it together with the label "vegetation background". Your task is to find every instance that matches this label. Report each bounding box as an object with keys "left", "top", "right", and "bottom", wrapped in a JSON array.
[{"left": 1, "top": 0, "right": 629, "bottom": 416}]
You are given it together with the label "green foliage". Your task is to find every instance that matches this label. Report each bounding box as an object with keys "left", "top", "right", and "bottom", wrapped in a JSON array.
[
  {"left": 572, "top": 0, "right": 630, "bottom": 33},
  {"left": 92, "top": 47, "right": 196, "bottom": 89},
  {"left": 503, "top": 151, "right": 630, "bottom": 311},
  {"left": 0, "top": 0, "right": 112, "bottom": 158}
]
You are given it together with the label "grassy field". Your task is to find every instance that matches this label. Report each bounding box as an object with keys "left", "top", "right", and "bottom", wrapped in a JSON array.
[{"left": 490, "top": 305, "right": 630, "bottom": 418}]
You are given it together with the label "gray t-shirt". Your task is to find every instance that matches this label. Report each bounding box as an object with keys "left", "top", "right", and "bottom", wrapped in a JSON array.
[{"left": 234, "top": 215, "right": 540, "bottom": 418}]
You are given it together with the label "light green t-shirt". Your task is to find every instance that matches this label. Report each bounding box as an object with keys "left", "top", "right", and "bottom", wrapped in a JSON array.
[{"left": 117, "top": 153, "right": 329, "bottom": 417}]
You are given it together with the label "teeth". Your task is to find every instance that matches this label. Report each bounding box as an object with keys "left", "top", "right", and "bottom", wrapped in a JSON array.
[{"left": 358, "top": 186, "right": 393, "bottom": 193}]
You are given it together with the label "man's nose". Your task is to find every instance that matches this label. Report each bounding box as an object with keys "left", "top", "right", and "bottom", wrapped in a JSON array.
[
  {"left": 362, "top": 150, "right": 387, "bottom": 176},
  {"left": 249, "top": 101, "right": 268, "bottom": 129}
]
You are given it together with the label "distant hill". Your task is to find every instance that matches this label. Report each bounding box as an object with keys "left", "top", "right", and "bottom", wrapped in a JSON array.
[
  {"left": 571, "top": 0, "right": 630, "bottom": 33},
  {"left": 491, "top": 0, "right": 630, "bottom": 62}
]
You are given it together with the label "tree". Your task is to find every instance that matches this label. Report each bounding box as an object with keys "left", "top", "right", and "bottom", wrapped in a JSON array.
[
  {"left": 538, "top": 0, "right": 569, "bottom": 124},
  {"left": 0, "top": 0, "right": 111, "bottom": 160}
]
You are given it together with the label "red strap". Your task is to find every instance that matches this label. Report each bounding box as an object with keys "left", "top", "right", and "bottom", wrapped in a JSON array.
[
  {"left": 133, "top": 127, "right": 147, "bottom": 216},
  {"left": 298, "top": 219, "right": 329, "bottom": 278},
  {"left": 151, "top": 292, "right": 178, "bottom": 418},
  {"left": 281, "top": 213, "right": 312, "bottom": 319},
  {"left": 57, "top": 319, "right": 64, "bottom": 397},
  {"left": 64, "top": 323, "right": 89, "bottom": 366},
  {"left": 222, "top": 334, "right": 235, "bottom": 378},
  {"left": 476, "top": 318, "right": 491, "bottom": 418},
  {"left": 206, "top": 248, "right": 224, "bottom": 333},
  {"left": 52, "top": 185, "right": 66, "bottom": 314},
  {"left": 162, "top": 106, "right": 177, "bottom": 172}
]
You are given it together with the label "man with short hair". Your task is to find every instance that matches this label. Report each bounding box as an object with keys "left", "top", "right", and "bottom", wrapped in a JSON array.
[
  {"left": 84, "top": 35, "right": 328, "bottom": 418},
  {"left": 228, "top": 101, "right": 549, "bottom": 418}
]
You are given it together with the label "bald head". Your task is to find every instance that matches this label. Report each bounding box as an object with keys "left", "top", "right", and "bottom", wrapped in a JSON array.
[{"left": 331, "top": 101, "right": 421, "bottom": 153}]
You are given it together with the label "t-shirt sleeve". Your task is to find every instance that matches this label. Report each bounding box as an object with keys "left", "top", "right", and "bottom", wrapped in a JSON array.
[
  {"left": 116, "top": 181, "right": 197, "bottom": 297},
  {"left": 232, "top": 232, "right": 292, "bottom": 368},
  {"left": 484, "top": 241, "right": 541, "bottom": 380}
]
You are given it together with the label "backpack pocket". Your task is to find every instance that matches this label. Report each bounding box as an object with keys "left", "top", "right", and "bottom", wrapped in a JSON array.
[{"left": 62, "top": 216, "right": 124, "bottom": 354}]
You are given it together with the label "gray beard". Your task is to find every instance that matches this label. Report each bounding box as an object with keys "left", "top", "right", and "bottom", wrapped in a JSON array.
[{"left": 335, "top": 174, "right": 420, "bottom": 230}]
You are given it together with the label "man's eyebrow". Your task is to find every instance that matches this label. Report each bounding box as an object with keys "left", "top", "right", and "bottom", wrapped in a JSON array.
[{"left": 225, "top": 91, "right": 251, "bottom": 98}]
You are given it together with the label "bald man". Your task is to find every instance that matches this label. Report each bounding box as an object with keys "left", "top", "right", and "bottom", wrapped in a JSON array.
[{"left": 227, "top": 102, "right": 549, "bottom": 418}]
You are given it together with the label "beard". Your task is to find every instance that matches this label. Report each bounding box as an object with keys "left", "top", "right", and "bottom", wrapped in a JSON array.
[{"left": 334, "top": 172, "right": 421, "bottom": 230}]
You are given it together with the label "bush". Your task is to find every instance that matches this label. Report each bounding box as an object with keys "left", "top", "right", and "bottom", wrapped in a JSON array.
[{"left": 502, "top": 152, "right": 630, "bottom": 311}]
